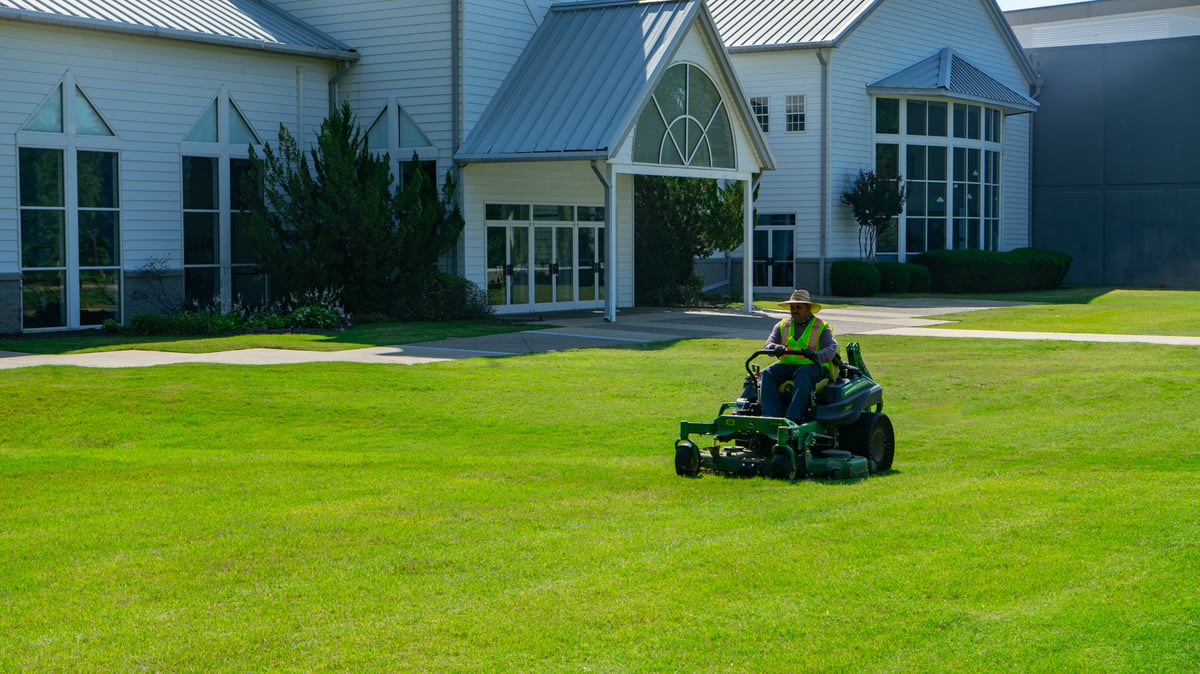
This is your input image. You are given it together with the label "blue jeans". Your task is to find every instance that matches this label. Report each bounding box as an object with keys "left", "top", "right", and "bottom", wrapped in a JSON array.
[{"left": 760, "top": 362, "right": 823, "bottom": 422}]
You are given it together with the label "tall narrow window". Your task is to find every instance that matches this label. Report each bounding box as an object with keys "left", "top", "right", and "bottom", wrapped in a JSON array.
[
  {"left": 366, "top": 101, "right": 438, "bottom": 189},
  {"left": 17, "top": 77, "right": 121, "bottom": 330},
  {"left": 786, "top": 95, "right": 805, "bottom": 132},
  {"left": 181, "top": 92, "right": 265, "bottom": 309},
  {"left": 751, "top": 97, "right": 769, "bottom": 133}
]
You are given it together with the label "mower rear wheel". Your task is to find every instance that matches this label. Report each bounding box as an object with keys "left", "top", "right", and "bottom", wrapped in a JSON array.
[
  {"left": 675, "top": 442, "right": 700, "bottom": 476},
  {"left": 771, "top": 452, "right": 797, "bottom": 480},
  {"left": 841, "top": 412, "right": 895, "bottom": 472}
]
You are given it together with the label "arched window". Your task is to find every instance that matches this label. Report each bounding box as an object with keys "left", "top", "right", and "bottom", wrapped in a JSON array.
[{"left": 633, "top": 64, "right": 735, "bottom": 169}]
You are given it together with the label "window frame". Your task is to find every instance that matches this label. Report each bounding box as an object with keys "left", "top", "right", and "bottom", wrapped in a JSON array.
[
  {"left": 872, "top": 95, "right": 1005, "bottom": 261},
  {"left": 16, "top": 74, "right": 123, "bottom": 331},
  {"left": 180, "top": 88, "right": 266, "bottom": 311},
  {"left": 785, "top": 95, "right": 806, "bottom": 133}
]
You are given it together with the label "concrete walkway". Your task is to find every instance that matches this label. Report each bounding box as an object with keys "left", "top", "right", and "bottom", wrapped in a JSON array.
[{"left": 1, "top": 300, "right": 1196, "bottom": 369}]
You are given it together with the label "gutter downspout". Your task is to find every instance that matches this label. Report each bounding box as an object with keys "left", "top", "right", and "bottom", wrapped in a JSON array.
[
  {"left": 452, "top": 0, "right": 464, "bottom": 276},
  {"left": 328, "top": 61, "right": 353, "bottom": 116},
  {"left": 816, "top": 47, "right": 831, "bottom": 295},
  {"left": 591, "top": 161, "right": 616, "bottom": 322}
]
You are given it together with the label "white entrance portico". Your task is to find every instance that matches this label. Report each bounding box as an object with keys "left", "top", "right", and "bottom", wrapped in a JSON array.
[{"left": 455, "top": 0, "right": 774, "bottom": 321}]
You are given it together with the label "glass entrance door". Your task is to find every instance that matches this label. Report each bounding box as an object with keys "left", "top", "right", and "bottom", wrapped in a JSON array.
[
  {"left": 532, "top": 225, "right": 579, "bottom": 307},
  {"left": 486, "top": 204, "right": 606, "bottom": 312}
]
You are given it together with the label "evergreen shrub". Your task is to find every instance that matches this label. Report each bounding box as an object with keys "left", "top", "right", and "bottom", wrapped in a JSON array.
[
  {"left": 876, "top": 262, "right": 912, "bottom": 293},
  {"left": 830, "top": 260, "right": 881, "bottom": 297},
  {"left": 908, "top": 264, "right": 933, "bottom": 293},
  {"left": 912, "top": 248, "right": 1071, "bottom": 293}
]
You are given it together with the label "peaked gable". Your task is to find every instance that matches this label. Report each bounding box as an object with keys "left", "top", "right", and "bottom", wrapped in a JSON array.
[{"left": 456, "top": 0, "right": 773, "bottom": 171}]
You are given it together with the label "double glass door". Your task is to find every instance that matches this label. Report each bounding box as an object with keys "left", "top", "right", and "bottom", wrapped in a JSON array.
[{"left": 488, "top": 223, "right": 605, "bottom": 311}]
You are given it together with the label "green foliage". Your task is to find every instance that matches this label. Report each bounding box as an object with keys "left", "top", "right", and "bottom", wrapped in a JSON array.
[
  {"left": 913, "top": 248, "right": 1072, "bottom": 293},
  {"left": 634, "top": 176, "right": 746, "bottom": 305},
  {"left": 876, "top": 262, "right": 933, "bottom": 294},
  {"left": 876, "top": 261, "right": 912, "bottom": 293},
  {"left": 830, "top": 259, "right": 881, "bottom": 296},
  {"left": 244, "top": 102, "right": 464, "bottom": 315},
  {"left": 125, "top": 289, "right": 349, "bottom": 336},
  {"left": 841, "top": 169, "right": 908, "bottom": 263},
  {"left": 908, "top": 263, "right": 933, "bottom": 293},
  {"left": 401, "top": 271, "right": 494, "bottom": 321}
]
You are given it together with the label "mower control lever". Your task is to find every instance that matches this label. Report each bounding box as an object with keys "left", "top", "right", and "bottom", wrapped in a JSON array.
[{"left": 746, "top": 348, "right": 799, "bottom": 375}]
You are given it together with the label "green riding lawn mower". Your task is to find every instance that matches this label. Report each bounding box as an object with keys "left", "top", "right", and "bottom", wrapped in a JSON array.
[{"left": 674, "top": 343, "right": 895, "bottom": 480}]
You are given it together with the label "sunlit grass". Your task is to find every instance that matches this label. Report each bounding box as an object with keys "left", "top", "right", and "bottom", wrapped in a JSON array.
[
  {"left": 2, "top": 336, "right": 1197, "bottom": 671},
  {"left": 0, "top": 320, "right": 542, "bottom": 355},
  {"left": 933, "top": 288, "right": 1200, "bottom": 336}
]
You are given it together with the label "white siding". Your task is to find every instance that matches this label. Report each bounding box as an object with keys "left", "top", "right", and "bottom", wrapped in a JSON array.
[
  {"left": 730, "top": 49, "right": 824, "bottom": 256},
  {"left": 0, "top": 21, "right": 333, "bottom": 273},
  {"left": 1002, "top": 112, "right": 1032, "bottom": 251},
  {"left": 271, "top": 0, "right": 454, "bottom": 161},
  {"left": 460, "top": 0, "right": 554, "bottom": 143}
]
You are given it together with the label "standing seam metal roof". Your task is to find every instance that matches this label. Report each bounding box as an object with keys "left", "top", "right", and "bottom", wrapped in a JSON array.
[
  {"left": 0, "top": 0, "right": 356, "bottom": 60},
  {"left": 867, "top": 47, "right": 1038, "bottom": 111},
  {"left": 706, "top": 0, "right": 877, "bottom": 49},
  {"left": 457, "top": 0, "right": 773, "bottom": 167}
]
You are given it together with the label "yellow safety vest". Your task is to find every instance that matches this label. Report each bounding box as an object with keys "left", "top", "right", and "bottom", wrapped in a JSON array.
[{"left": 778, "top": 316, "right": 837, "bottom": 380}]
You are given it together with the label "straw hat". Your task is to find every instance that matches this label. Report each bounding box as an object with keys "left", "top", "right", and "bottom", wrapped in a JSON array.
[{"left": 779, "top": 289, "right": 822, "bottom": 313}]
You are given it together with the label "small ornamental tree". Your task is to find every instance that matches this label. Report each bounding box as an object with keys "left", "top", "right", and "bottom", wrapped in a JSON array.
[
  {"left": 841, "top": 169, "right": 907, "bottom": 264},
  {"left": 633, "top": 175, "right": 751, "bottom": 305}
]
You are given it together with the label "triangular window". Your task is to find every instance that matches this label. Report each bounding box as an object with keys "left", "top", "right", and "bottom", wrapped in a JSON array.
[
  {"left": 24, "top": 83, "right": 64, "bottom": 133},
  {"left": 366, "top": 109, "right": 388, "bottom": 150},
  {"left": 186, "top": 100, "right": 219, "bottom": 142},
  {"left": 75, "top": 86, "right": 113, "bottom": 136},
  {"left": 229, "top": 101, "right": 259, "bottom": 145},
  {"left": 185, "top": 97, "right": 260, "bottom": 144},
  {"left": 398, "top": 107, "right": 431, "bottom": 147}
]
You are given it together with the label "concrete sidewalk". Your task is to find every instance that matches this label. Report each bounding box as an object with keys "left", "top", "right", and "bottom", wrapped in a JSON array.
[{"left": 1, "top": 301, "right": 1196, "bottom": 369}]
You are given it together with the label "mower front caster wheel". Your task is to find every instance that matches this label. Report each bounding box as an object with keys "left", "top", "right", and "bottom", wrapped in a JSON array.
[
  {"left": 675, "top": 442, "right": 700, "bottom": 476},
  {"left": 771, "top": 453, "right": 797, "bottom": 480}
]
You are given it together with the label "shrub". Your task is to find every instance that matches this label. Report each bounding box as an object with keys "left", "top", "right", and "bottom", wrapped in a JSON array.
[
  {"left": 1008, "top": 248, "right": 1072, "bottom": 290},
  {"left": 908, "top": 264, "right": 933, "bottom": 293},
  {"left": 399, "top": 272, "right": 494, "bottom": 320},
  {"left": 912, "top": 248, "right": 1072, "bottom": 293},
  {"left": 830, "top": 260, "right": 881, "bottom": 297},
  {"left": 876, "top": 262, "right": 912, "bottom": 293},
  {"left": 129, "top": 312, "right": 171, "bottom": 336}
]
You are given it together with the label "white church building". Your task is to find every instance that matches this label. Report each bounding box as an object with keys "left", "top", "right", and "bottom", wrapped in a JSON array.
[{"left": 0, "top": 0, "right": 1036, "bottom": 332}]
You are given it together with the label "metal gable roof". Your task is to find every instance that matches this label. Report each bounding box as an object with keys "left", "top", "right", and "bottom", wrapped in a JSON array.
[
  {"left": 455, "top": 0, "right": 773, "bottom": 170},
  {"left": 706, "top": 0, "right": 877, "bottom": 49},
  {"left": 867, "top": 47, "right": 1038, "bottom": 112},
  {"left": 0, "top": 0, "right": 357, "bottom": 60}
]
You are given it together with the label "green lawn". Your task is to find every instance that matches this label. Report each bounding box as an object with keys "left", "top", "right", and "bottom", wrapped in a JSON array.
[
  {"left": 2, "top": 336, "right": 1197, "bottom": 671},
  {"left": 932, "top": 289, "right": 1200, "bottom": 336},
  {"left": 0, "top": 319, "right": 540, "bottom": 355}
]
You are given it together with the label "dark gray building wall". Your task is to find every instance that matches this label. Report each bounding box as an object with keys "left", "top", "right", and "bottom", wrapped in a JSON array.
[{"left": 1028, "top": 36, "right": 1200, "bottom": 288}]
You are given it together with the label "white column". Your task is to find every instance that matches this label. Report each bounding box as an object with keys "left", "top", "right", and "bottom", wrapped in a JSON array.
[
  {"left": 605, "top": 164, "right": 618, "bottom": 322},
  {"left": 743, "top": 176, "right": 754, "bottom": 313}
]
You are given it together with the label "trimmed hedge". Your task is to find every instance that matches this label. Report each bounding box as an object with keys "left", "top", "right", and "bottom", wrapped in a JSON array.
[
  {"left": 911, "top": 248, "right": 1071, "bottom": 293},
  {"left": 830, "top": 260, "right": 881, "bottom": 297},
  {"left": 908, "top": 263, "right": 932, "bottom": 293},
  {"left": 876, "top": 262, "right": 911, "bottom": 293},
  {"left": 875, "top": 262, "right": 934, "bottom": 293}
]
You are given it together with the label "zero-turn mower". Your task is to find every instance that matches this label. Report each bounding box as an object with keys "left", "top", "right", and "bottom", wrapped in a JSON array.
[{"left": 675, "top": 343, "right": 894, "bottom": 480}]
